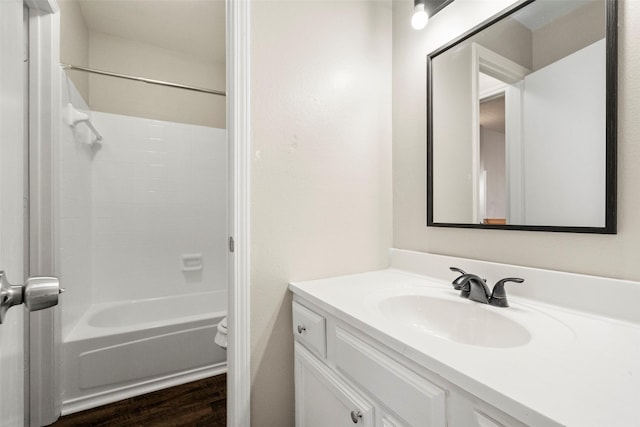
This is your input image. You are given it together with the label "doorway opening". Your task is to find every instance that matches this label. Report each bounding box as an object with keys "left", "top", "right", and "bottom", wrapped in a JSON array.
[{"left": 54, "top": 0, "right": 228, "bottom": 416}]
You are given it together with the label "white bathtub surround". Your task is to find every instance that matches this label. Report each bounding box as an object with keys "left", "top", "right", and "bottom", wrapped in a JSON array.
[
  {"left": 57, "top": 76, "right": 229, "bottom": 415},
  {"left": 62, "top": 290, "right": 227, "bottom": 415},
  {"left": 58, "top": 75, "right": 229, "bottom": 332},
  {"left": 289, "top": 250, "right": 640, "bottom": 426},
  {"left": 91, "top": 112, "right": 228, "bottom": 303}
]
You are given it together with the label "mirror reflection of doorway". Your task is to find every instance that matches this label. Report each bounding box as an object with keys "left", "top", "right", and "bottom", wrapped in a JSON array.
[{"left": 479, "top": 73, "right": 506, "bottom": 225}]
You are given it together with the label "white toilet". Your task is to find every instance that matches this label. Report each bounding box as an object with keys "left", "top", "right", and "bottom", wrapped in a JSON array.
[{"left": 214, "top": 316, "right": 228, "bottom": 350}]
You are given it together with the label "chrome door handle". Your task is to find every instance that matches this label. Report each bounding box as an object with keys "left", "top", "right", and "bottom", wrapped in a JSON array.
[{"left": 0, "top": 271, "right": 63, "bottom": 324}]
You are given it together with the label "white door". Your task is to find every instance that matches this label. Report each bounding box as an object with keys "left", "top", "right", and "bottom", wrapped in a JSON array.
[{"left": 0, "top": 0, "right": 28, "bottom": 426}]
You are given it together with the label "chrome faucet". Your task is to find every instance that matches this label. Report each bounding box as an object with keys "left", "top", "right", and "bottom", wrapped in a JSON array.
[{"left": 449, "top": 267, "right": 524, "bottom": 307}]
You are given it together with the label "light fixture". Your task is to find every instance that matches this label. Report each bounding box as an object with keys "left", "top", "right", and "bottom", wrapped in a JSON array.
[
  {"left": 411, "top": 0, "right": 429, "bottom": 30},
  {"left": 411, "top": 0, "right": 455, "bottom": 30}
]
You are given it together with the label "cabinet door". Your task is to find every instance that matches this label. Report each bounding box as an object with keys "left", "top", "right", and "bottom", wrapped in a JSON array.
[
  {"left": 445, "top": 391, "right": 528, "bottom": 427},
  {"left": 295, "top": 343, "right": 374, "bottom": 427}
]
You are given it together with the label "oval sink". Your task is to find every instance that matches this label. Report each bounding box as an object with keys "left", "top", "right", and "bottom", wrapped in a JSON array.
[{"left": 378, "top": 295, "right": 531, "bottom": 348}]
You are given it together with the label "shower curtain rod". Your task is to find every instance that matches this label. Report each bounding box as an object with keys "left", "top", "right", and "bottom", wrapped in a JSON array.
[{"left": 61, "top": 64, "right": 226, "bottom": 97}]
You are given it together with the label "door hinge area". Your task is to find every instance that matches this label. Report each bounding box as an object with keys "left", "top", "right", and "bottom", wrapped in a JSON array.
[{"left": 229, "top": 236, "right": 235, "bottom": 253}]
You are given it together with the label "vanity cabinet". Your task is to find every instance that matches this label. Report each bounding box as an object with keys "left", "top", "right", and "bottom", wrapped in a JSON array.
[{"left": 292, "top": 299, "right": 527, "bottom": 427}]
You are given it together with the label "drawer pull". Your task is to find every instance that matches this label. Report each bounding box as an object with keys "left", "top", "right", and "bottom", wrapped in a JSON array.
[
  {"left": 297, "top": 325, "right": 307, "bottom": 334},
  {"left": 350, "top": 410, "right": 362, "bottom": 423}
]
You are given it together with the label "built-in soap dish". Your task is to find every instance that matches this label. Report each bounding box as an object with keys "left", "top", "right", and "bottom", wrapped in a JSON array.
[{"left": 181, "top": 253, "right": 203, "bottom": 272}]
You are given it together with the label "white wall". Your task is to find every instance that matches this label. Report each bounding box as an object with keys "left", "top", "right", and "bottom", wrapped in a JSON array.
[
  {"left": 393, "top": 0, "right": 640, "bottom": 281},
  {"left": 522, "top": 39, "right": 605, "bottom": 227},
  {"left": 251, "top": 1, "right": 392, "bottom": 424},
  {"left": 90, "top": 112, "right": 227, "bottom": 303},
  {"left": 432, "top": 42, "right": 474, "bottom": 223},
  {"left": 59, "top": 74, "right": 93, "bottom": 338}
]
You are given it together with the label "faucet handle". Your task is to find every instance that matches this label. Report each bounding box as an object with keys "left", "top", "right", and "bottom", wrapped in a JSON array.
[
  {"left": 489, "top": 277, "right": 524, "bottom": 307},
  {"left": 449, "top": 267, "right": 467, "bottom": 290}
]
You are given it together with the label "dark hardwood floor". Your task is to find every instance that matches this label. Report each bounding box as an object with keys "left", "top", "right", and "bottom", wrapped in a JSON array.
[{"left": 52, "top": 374, "right": 226, "bottom": 427}]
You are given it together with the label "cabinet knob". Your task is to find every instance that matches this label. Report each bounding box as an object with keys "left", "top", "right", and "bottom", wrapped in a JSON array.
[
  {"left": 297, "top": 325, "right": 306, "bottom": 334},
  {"left": 350, "top": 410, "right": 362, "bottom": 423}
]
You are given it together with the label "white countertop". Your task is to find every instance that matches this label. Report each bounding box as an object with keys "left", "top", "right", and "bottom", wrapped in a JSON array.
[{"left": 289, "top": 268, "right": 640, "bottom": 427}]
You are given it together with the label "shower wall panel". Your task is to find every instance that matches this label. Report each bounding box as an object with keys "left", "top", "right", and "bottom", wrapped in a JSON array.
[
  {"left": 59, "top": 75, "right": 94, "bottom": 338},
  {"left": 90, "top": 112, "right": 227, "bottom": 303}
]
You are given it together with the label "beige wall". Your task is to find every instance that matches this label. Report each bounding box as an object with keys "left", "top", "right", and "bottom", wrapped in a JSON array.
[
  {"left": 393, "top": 0, "right": 640, "bottom": 281},
  {"left": 251, "top": 0, "right": 392, "bottom": 425},
  {"left": 474, "top": 17, "right": 532, "bottom": 70},
  {"left": 533, "top": 0, "right": 605, "bottom": 70},
  {"left": 58, "top": 0, "right": 225, "bottom": 128},
  {"left": 58, "top": 0, "right": 89, "bottom": 101},
  {"left": 88, "top": 32, "right": 225, "bottom": 128}
]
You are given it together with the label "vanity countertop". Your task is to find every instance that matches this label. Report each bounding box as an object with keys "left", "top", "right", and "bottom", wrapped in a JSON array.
[{"left": 289, "top": 268, "right": 640, "bottom": 427}]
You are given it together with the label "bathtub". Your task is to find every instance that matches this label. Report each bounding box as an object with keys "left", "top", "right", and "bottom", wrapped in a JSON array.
[{"left": 61, "top": 290, "right": 227, "bottom": 415}]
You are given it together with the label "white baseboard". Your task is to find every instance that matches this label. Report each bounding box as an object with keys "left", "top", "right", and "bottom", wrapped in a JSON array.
[{"left": 61, "top": 363, "right": 227, "bottom": 416}]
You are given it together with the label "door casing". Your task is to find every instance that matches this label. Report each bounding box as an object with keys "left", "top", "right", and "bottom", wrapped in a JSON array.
[{"left": 23, "top": 1, "right": 61, "bottom": 426}]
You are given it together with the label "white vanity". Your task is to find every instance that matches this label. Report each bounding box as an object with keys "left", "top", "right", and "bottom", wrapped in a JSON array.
[{"left": 289, "top": 250, "right": 640, "bottom": 426}]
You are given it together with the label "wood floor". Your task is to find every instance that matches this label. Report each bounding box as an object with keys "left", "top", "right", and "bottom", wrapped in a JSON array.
[{"left": 52, "top": 374, "right": 226, "bottom": 427}]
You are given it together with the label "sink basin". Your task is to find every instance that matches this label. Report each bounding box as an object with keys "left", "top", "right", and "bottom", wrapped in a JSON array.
[{"left": 378, "top": 295, "right": 531, "bottom": 348}]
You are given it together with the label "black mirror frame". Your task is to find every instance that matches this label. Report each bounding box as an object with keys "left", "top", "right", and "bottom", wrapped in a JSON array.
[{"left": 426, "top": 0, "right": 617, "bottom": 234}]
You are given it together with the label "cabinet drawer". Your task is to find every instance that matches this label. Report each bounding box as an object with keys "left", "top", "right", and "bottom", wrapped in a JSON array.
[
  {"left": 292, "top": 302, "right": 326, "bottom": 358},
  {"left": 334, "top": 326, "right": 446, "bottom": 427}
]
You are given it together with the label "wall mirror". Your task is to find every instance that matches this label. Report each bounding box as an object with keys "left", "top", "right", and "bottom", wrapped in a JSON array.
[{"left": 427, "top": 0, "right": 617, "bottom": 233}]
